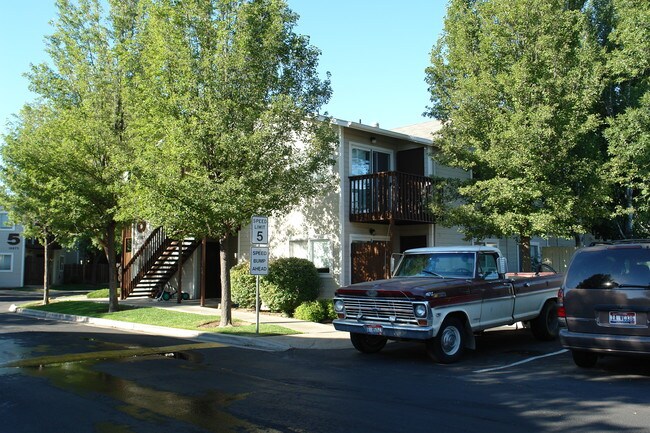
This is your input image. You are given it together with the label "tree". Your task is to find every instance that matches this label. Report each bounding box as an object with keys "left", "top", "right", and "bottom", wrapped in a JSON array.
[
  {"left": 425, "top": 0, "right": 606, "bottom": 269},
  {"left": 121, "top": 0, "right": 336, "bottom": 325},
  {"left": 17, "top": 0, "right": 138, "bottom": 311},
  {"left": 1, "top": 104, "right": 77, "bottom": 304},
  {"left": 603, "top": 0, "right": 650, "bottom": 236}
]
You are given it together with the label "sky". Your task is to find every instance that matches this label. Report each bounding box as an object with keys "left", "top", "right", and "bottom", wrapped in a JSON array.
[{"left": 0, "top": 1, "right": 447, "bottom": 135}]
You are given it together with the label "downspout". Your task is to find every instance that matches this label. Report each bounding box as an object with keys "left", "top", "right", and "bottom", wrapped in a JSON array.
[{"left": 337, "top": 125, "right": 347, "bottom": 286}]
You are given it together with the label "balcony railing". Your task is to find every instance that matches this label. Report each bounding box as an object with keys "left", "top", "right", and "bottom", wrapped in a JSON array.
[{"left": 349, "top": 171, "right": 434, "bottom": 224}]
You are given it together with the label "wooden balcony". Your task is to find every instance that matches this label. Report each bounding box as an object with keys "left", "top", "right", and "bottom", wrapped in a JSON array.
[{"left": 349, "top": 171, "right": 435, "bottom": 224}]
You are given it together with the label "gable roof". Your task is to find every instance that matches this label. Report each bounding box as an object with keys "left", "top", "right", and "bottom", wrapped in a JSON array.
[
  {"left": 329, "top": 117, "right": 434, "bottom": 146},
  {"left": 390, "top": 120, "right": 442, "bottom": 140}
]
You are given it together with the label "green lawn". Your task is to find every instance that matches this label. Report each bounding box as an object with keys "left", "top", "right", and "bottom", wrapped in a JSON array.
[{"left": 25, "top": 300, "right": 298, "bottom": 337}]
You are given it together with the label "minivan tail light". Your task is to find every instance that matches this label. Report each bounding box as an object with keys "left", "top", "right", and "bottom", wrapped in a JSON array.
[{"left": 557, "top": 288, "right": 566, "bottom": 318}]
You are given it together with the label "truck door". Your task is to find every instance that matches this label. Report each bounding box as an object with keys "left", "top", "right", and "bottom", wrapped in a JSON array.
[{"left": 478, "top": 253, "right": 515, "bottom": 327}]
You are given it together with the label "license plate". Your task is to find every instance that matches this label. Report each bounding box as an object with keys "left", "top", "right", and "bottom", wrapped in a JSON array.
[
  {"left": 609, "top": 312, "right": 636, "bottom": 325},
  {"left": 365, "top": 324, "right": 383, "bottom": 335}
]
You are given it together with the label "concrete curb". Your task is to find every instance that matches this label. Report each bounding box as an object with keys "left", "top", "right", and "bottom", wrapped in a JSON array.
[{"left": 15, "top": 307, "right": 290, "bottom": 352}]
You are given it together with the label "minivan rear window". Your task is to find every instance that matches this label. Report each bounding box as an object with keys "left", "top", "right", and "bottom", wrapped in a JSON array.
[{"left": 565, "top": 246, "right": 650, "bottom": 289}]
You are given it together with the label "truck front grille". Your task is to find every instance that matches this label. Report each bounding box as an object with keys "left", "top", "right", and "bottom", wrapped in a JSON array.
[{"left": 338, "top": 296, "right": 418, "bottom": 325}]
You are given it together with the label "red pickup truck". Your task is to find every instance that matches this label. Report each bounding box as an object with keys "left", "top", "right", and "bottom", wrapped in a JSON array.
[{"left": 333, "top": 246, "right": 562, "bottom": 363}]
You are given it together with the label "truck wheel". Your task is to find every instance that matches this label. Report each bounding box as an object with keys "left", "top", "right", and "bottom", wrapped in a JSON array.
[
  {"left": 426, "top": 316, "right": 465, "bottom": 364},
  {"left": 350, "top": 333, "right": 387, "bottom": 354},
  {"left": 571, "top": 350, "right": 598, "bottom": 368},
  {"left": 530, "top": 300, "right": 559, "bottom": 341}
]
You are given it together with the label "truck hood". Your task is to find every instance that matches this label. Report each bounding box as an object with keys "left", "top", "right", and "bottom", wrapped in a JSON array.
[{"left": 335, "top": 277, "right": 467, "bottom": 300}]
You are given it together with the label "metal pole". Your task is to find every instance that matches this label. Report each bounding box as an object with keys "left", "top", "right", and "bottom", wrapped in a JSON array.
[{"left": 256, "top": 275, "right": 260, "bottom": 334}]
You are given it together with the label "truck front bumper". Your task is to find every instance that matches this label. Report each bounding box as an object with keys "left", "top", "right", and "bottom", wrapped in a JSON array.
[{"left": 333, "top": 319, "right": 435, "bottom": 340}]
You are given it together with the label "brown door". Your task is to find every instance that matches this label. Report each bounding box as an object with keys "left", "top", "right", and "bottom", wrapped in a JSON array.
[
  {"left": 396, "top": 147, "right": 424, "bottom": 175},
  {"left": 24, "top": 251, "right": 44, "bottom": 286},
  {"left": 351, "top": 240, "right": 391, "bottom": 284}
]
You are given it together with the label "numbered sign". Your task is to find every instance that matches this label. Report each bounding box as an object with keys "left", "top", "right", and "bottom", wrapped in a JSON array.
[{"left": 251, "top": 215, "right": 268, "bottom": 245}]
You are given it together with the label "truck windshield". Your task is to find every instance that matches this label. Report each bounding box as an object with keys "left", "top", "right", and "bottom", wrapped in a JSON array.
[{"left": 394, "top": 252, "right": 475, "bottom": 278}]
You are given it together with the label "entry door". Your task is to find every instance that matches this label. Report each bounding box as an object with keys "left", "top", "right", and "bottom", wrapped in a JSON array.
[
  {"left": 351, "top": 240, "right": 391, "bottom": 284},
  {"left": 477, "top": 253, "right": 515, "bottom": 327}
]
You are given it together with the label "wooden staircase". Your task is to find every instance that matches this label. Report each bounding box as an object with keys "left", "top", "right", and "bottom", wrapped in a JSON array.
[{"left": 121, "top": 227, "right": 199, "bottom": 299}]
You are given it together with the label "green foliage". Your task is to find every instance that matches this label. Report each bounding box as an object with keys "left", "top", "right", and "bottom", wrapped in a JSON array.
[
  {"left": 1, "top": 0, "right": 137, "bottom": 310},
  {"left": 230, "top": 262, "right": 257, "bottom": 309},
  {"left": 121, "top": 0, "right": 337, "bottom": 241},
  {"left": 260, "top": 258, "right": 320, "bottom": 315},
  {"left": 426, "top": 0, "right": 608, "bottom": 248},
  {"left": 603, "top": 0, "right": 650, "bottom": 236},
  {"left": 293, "top": 299, "right": 336, "bottom": 322}
]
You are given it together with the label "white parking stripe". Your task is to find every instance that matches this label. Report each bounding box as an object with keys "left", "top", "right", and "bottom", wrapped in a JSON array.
[{"left": 473, "top": 349, "right": 568, "bottom": 373}]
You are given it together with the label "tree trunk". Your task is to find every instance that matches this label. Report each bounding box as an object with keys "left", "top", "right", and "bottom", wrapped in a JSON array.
[
  {"left": 219, "top": 233, "right": 233, "bottom": 327},
  {"left": 573, "top": 233, "right": 582, "bottom": 248},
  {"left": 519, "top": 235, "right": 532, "bottom": 272},
  {"left": 42, "top": 236, "right": 50, "bottom": 306},
  {"left": 104, "top": 221, "right": 119, "bottom": 312}
]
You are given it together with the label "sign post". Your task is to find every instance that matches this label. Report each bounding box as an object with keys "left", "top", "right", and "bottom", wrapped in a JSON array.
[{"left": 250, "top": 216, "right": 269, "bottom": 334}]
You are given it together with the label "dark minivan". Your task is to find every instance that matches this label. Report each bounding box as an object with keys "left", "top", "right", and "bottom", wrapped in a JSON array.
[{"left": 558, "top": 240, "right": 650, "bottom": 368}]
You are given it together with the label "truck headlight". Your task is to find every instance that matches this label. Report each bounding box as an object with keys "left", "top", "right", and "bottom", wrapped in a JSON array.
[
  {"left": 413, "top": 304, "right": 428, "bottom": 318},
  {"left": 333, "top": 299, "right": 345, "bottom": 313}
]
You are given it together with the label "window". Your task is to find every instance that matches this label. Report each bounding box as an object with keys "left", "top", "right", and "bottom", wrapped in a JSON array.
[
  {"left": 0, "top": 254, "right": 12, "bottom": 272},
  {"left": 478, "top": 253, "right": 499, "bottom": 280},
  {"left": 0, "top": 212, "right": 14, "bottom": 230},
  {"left": 311, "top": 240, "right": 331, "bottom": 273},
  {"left": 351, "top": 147, "right": 392, "bottom": 176},
  {"left": 289, "top": 239, "right": 331, "bottom": 273}
]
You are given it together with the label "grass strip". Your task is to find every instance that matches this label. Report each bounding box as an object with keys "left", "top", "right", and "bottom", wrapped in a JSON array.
[{"left": 25, "top": 300, "right": 298, "bottom": 336}]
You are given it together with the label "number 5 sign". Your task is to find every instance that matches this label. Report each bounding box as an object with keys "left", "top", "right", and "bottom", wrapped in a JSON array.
[{"left": 251, "top": 216, "right": 268, "bottom": 245}]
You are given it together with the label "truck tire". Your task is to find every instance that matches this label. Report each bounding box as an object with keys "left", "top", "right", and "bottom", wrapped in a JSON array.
[
  {"left": 426, "top": 316, "right": 465, "bottom": 364},
  {"left": 350, "top": 333, "right": 387, "bottom": 354},
  {"left": 571, "top": 350, "right": 598, "bottom": 368},
  {"left": 530, "top": 300, "right": 559, "bottom": 341}
]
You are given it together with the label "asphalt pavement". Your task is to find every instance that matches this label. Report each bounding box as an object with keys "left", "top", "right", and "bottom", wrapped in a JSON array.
[{"left": 9, "top": 294, "right": 353, "bottom": 352}]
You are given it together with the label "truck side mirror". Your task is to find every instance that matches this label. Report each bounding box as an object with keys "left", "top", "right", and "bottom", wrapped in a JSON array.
[
  {"left": 391, "top": 253, "right": 404, "bottom": 275},
  {"left": 497, "top": 257, "right": 508, "bottom": 277}
]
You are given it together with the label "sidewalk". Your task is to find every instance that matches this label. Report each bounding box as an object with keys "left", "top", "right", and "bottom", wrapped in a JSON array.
[{"left": 13, "top": 296, "right": 353, "bottom": 352}]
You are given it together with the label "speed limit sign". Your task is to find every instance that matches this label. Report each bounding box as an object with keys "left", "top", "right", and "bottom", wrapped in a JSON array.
[{"left": 251, "top": 216, "right": 268, "bottom": 245}]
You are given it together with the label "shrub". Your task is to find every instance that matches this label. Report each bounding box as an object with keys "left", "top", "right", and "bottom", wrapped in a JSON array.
[
  {"left": 230, "top": 261, "right": 257, "bottom": 309},
  {"left": 260, "top": 257, "right": 320, "bottom": 315},
  {"left": 293, "top": 300, "right": 336, "bottom": 322}
]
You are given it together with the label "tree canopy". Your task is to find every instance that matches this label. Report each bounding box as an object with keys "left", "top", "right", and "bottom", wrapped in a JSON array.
[
  {"left": 425, "top": 0, "right": 609, "bottom": 266},
  {"left": 120, "top": 0, "right": 336, "bottom": 323},
  {"left": 603, "top": 0, "right": 650, "bottom": 236},
  {"left": 1, "top": 0, "right": 136, "bottom": 310}
]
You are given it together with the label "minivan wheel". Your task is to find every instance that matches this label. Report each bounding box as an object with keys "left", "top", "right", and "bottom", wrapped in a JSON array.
[
  {"left": 530, "top": 300, "right": 559, "bottom": 341},
  {"left": 571, "top": 350, "right": 598, "bottom": 368},
  {"left": 426, "top": 316, "right": 465, "bottom": 364},
  {"left": 350, "top": 333, "right": 387, "bottom": 354}
]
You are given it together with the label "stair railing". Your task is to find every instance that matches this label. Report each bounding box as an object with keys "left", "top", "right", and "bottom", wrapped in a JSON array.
[{"left": 121, "top": 227, "right": 172, "bottom": 299}]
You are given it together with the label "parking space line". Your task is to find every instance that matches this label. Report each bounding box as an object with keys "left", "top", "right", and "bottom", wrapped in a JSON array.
[{"left": 473, "top": 349, "right": 568, "bottom": 373}]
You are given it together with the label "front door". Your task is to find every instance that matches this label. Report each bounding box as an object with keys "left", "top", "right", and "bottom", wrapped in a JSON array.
[
  {"left": 477, "top": 252, "right": 515, "bottom": 326},
  {"left": 351, "top": 240, "right": 391, "bottom": 284}
]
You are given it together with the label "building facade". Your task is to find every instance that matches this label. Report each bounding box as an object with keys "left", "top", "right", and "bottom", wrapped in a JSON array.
[{"left": 0, "top": 208, "right": 25, "bottom": 288}]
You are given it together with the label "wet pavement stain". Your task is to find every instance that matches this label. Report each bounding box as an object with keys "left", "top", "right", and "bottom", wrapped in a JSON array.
[
  {"left": 10, "top": 343, "right": 280, "bottom": 432},
  {"left": 2, "top": 342, "right": 223, "bottom": 368}
]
